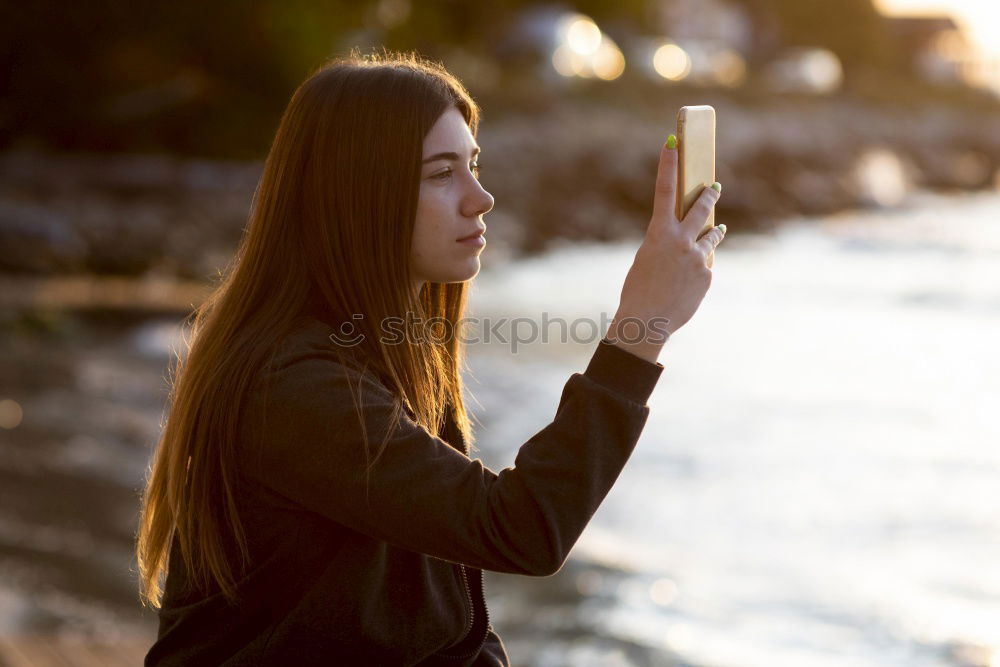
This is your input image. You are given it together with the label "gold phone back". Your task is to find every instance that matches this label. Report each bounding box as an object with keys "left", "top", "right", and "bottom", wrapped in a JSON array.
[{"left": 676, "top": 105, "right": 716, "bottom": 234}]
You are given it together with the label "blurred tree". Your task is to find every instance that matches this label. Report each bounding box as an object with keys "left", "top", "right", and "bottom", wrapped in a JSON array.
[
  {"left": 3, "top": 0, "right": 367, "bottom": 157},
  {"left": 2, "top": 0, "right": 651, "bottom": 158}
]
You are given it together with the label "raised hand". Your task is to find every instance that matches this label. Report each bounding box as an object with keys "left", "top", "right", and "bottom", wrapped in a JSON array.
[{"left": 606, "top": 135, "right": 725, "bottom": 364}]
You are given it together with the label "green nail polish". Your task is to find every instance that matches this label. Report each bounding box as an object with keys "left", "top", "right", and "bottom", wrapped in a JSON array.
[
  {"left": 718, "top": 223, "right": 727, "bottom": 234},
  {"left": 711, "top": 182, "right": 722, "bottom": 192},
  {"left": 665, "top": 135, "right": 676, "bottom": 150}
]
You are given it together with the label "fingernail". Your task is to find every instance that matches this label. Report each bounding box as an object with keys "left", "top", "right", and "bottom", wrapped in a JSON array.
[
  {"left": 665, "top": 135, "right": 677, "bottom": 150},
  {"left": 718, "top": 223, "right": 727, "bottom": 234},
  {"left": 711, "top": 182, "right": 722, "bottom": 192}
]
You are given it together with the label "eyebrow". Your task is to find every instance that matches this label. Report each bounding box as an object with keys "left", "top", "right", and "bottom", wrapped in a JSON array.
[{"left": 422, "top": 147, "right": 481, "bottom": 164}]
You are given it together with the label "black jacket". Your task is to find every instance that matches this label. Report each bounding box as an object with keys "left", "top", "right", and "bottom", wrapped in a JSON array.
[{"left": 145, "top": 314, "right": 663, "bottom": 665}]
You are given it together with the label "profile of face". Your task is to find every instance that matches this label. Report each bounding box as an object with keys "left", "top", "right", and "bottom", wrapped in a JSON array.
[{"left": 410, "top": 106, "right": 494, "bottom": 293}]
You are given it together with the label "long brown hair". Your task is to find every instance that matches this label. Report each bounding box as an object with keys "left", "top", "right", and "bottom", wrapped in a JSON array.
[{"left": 136, "top": 47, "right": 480, "bottom": 609}]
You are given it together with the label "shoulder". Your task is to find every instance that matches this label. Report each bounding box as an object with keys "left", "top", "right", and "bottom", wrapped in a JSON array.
[
  {"left": 239, "top": 316, "right": 409, "bottom": 465},
  {"left": 236, "top": 316, "right": 431, "bottom": 475},
  {"left": 252, "top": 315, "right": 394, "bottom": 409}
]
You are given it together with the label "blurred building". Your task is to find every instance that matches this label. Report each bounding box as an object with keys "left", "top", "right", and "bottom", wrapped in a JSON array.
[
  {"left": 498, "top": 1, "right": 752, "bottom": 88},
  {"left": 646, "top": 0, "right": 752, "bottom": 87},
  {"left": 651, "top": 0, "right": 754, "bottom": 55},
  {"left": 498, "top": 5, "right": 628, "bottom": 84},
  {"left": 887, "top": 15, "right": 1000, "bottom": 94},
  {"left": 494, "top": 0, "right": 998, "bottom": 97},
  {"left": 762, "top": 47, "right": 843, "bottom": 94}
]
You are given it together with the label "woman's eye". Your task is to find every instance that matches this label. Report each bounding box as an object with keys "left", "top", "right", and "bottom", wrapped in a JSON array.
[{"left": 432, "top": 164, "right": 482, "bottom": 181}]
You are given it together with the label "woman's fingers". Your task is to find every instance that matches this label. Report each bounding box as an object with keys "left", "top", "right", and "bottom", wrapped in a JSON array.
[
  {"left": 696, "top": 224, "right": 726, "bottom": 262},
  {"left": 649, "top": 136, "right": 678, "bottom": 226},
  {"left": 681, "top": 184, "right": 721, "bottom": 238},
  {"left": 647, "top": 137, "right": 724, "bottom": 270}
]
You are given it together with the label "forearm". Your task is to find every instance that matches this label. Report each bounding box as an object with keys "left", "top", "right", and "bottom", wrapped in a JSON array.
[{"left": 605, "top": 310, "right": 671, "bottom": 364}]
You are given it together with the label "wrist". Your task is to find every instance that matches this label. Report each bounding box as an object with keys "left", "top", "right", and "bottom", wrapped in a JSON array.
[{"left": 605, "top": 312, "right": 671, "bottom": 364}]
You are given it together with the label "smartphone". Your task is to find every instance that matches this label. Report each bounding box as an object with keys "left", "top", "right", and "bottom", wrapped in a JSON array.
[{"left": 676, "top": 105, "right": 717, "bottom": 264}]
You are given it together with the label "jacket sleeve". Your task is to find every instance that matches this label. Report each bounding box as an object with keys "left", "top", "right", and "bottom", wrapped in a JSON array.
[{"left": 241, "top": 338, "right": 664, "bottom": 577}]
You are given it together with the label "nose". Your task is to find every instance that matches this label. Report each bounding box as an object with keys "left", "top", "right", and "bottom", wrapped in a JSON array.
[
  {"left": 478, "top": 190, "right": 495, "bottom": 217},
  {"left": 465, "top": 183, "right": 494, "bottom": 218}
]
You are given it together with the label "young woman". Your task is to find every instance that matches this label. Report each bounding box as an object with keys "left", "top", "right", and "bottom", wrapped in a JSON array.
[{"left": 136, "top": 49, "right": 725, "bottom": 666}]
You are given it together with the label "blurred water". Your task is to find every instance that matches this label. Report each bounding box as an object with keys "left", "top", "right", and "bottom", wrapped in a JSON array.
[
  {"left": 2, "top": 190, "right": 998, "bottom": 665},
  {"left": 467, "top": 190, "right": 1000, "bottom": 667}
]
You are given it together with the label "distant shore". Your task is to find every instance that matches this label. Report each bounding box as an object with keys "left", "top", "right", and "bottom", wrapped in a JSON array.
[{"left": 2, "top": 95, "right": 997, "bottom": 285}]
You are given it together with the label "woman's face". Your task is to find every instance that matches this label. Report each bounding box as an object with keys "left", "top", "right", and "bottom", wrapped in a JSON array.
[{"left": 410, "top": 107, "right": 494, "bottom": 293}]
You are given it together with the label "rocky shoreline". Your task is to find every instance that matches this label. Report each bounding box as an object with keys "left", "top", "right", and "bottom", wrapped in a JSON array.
[{"left": 2, "top": 96, "right": 997, "bottom": 284}]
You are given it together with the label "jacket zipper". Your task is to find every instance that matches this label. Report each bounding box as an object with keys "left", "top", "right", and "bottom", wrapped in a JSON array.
[
  {"left": 459, "top": 564, "right": 474, "bottom": 638},
  {"left": 435, "top": 564, "right": 490, "bottom": 659}
]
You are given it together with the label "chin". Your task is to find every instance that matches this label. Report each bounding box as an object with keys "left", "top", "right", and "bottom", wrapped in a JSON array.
[{"left": 429, "top": 258, "right": 482, "bottom": 284}]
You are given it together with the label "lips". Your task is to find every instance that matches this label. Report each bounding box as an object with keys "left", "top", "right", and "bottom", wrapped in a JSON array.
[{"left": 456, "top": 227, "right": 486, "bottom": 242}]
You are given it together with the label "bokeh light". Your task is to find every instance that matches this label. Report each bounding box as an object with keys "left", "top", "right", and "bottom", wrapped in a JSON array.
[
  {"left": 564, "top": 15, "right": 602, "bottom": 56},
  {"left": 0, "top": 399, "right": 23, "bottom": 429},
  {"left": 592, "top": 40, "right": 626, "bottom": 81},
  {"left": 653, "top": 43, "right": 691, "bottom": 81},
  {"left": 553, "top": 13, "right": 625, "bottom": 80}
]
